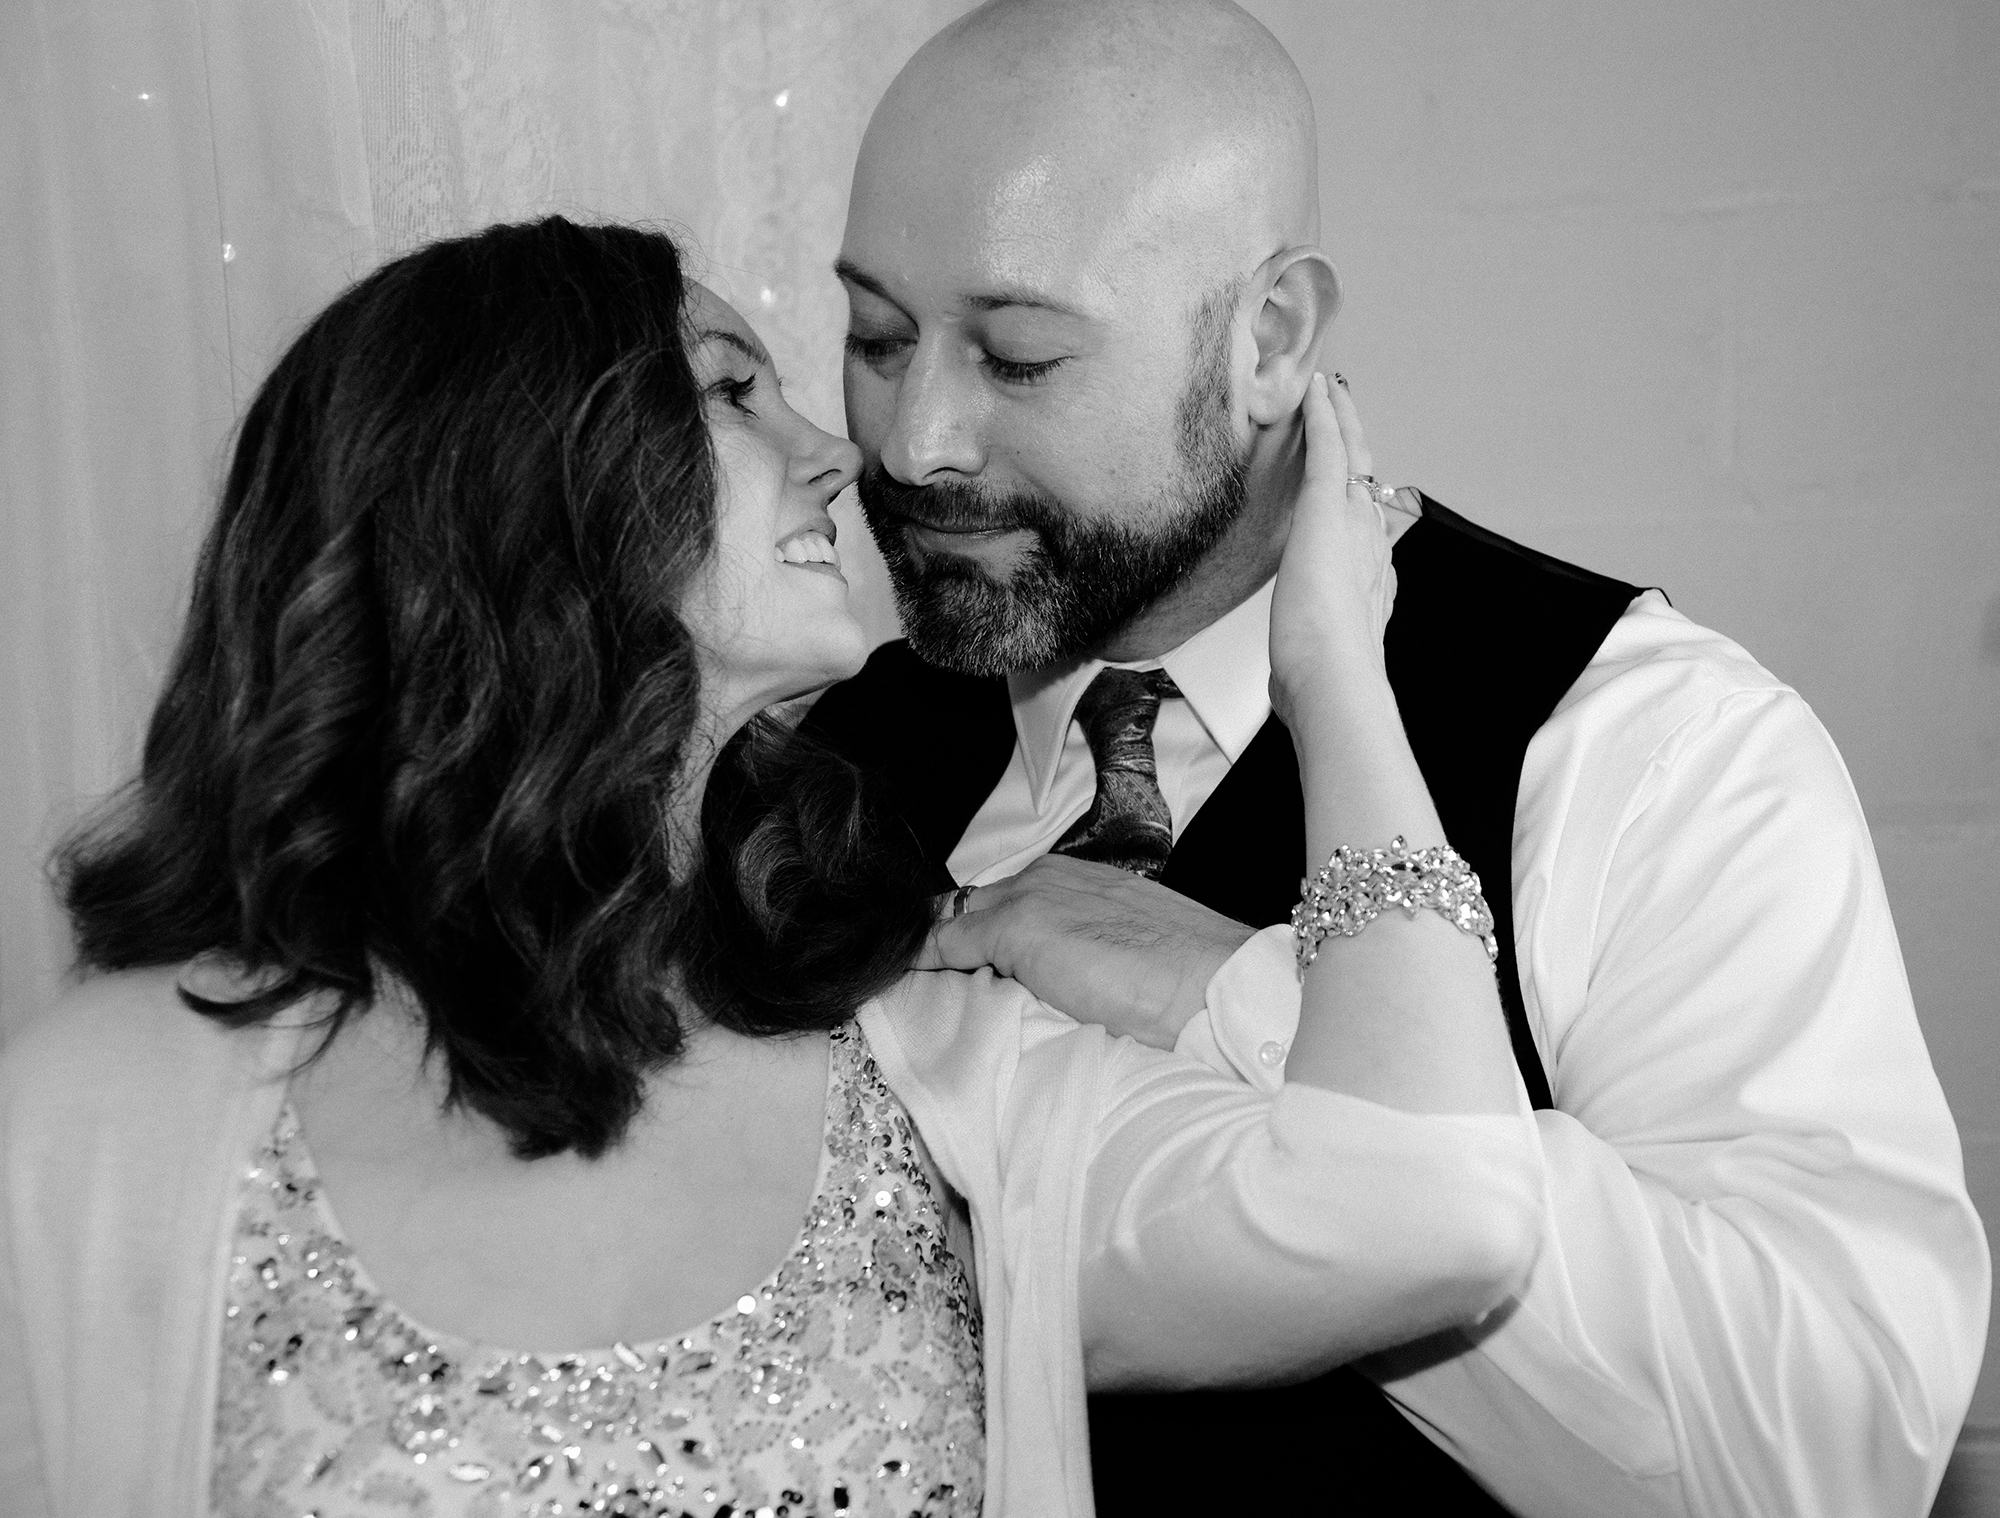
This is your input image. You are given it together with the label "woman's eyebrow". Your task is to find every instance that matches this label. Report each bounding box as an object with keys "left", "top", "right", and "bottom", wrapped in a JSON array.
[{"left": 696, "top": 328, "right": 771, "bottom": 367}]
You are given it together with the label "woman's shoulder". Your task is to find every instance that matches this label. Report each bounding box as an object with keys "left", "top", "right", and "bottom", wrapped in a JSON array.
[
  {"left": 1, "top": 963, "right": 274, "bottom": 1123},
  {"left": 6, "top": 964, "right": 192, "bottom": 1068}
]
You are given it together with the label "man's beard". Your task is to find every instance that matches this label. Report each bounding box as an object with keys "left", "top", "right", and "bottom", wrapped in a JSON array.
[{"left": 858, "top": 318, "right": 1248, "bottom": 677}]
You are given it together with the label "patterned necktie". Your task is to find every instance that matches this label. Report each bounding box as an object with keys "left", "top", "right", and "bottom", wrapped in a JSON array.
[{"left": 1051, "top": 666, "right": 1182, "bottom": 880}]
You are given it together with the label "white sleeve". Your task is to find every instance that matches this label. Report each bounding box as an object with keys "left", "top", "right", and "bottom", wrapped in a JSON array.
[
  {"left": 862, "top": 969, "right": 1543, "bottom": 1516},
  {"left": 1172, "top": 923, "right": 1298, "bottom": 1091},
  {"left": 1378, "top": 687, "right": 1989, "bottom": 1518},
  {"left": 0, "top": 1131, "right": 54, "bottom": 1518},
  {"left": 1075, "top": 1039, "right": 1543, "bottom": 1391}
]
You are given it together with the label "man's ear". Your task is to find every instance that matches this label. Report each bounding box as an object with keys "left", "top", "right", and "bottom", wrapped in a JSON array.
[{"left": 1242, "top": 247, "right": 1341, "bottom": 427}]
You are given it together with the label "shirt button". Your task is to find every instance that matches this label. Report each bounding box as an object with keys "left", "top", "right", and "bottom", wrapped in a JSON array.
[{"left": 1257, "top": 1040, "right": 1288, "bottom": 1068}]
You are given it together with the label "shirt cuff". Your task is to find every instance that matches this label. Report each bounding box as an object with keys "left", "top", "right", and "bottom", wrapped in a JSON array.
[{"left": 1175, "top": 923, "right": 1303, "bottom": 1092}]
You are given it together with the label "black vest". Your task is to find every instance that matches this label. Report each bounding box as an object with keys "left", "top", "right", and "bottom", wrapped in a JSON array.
[{"left": 805, "top": 497, "right": 1640, "bottom": 1514}]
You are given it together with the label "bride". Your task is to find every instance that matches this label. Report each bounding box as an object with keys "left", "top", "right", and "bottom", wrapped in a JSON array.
[{"left": 0, "top": 216, "right": 1539, "bottom": 1517}]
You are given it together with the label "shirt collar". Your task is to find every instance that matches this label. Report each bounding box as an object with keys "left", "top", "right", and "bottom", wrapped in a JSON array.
[{"left": 1005, "top": 577, "right": 1276, "bottom": 816}]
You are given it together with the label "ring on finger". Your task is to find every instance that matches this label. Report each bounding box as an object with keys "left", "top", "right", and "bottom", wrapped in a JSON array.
[
  {"left": 951, "top": 883, "right": 977, "bottom": 919},
  {"left": 1346, "top": 473, "right": 1400, "bottom": 509}
]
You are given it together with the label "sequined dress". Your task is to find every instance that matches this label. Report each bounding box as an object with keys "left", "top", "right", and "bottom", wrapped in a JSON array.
[{"left": 210, "top": 1023, "right": 984, "bottom": 1518}]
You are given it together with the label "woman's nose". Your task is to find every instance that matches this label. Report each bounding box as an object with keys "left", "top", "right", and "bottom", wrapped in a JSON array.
[{"left": 799, "top": 426, "right": 862, "bottom": 500}]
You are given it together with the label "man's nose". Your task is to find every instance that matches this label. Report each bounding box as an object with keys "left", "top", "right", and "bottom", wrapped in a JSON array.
[{"left": 879, "top": 343, "right": 986, "bottom": 485}]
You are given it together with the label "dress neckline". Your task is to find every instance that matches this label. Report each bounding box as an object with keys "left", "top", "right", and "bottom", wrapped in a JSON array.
[
  {"left": 213, "top": 1015, "right": 986, "bottom": 1514},
  {"left": 274, "top": 1022, "right": 848, "bottom": 1363}
]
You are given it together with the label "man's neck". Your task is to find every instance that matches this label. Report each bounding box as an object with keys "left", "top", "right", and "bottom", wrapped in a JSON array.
[{"left": 1084, "top": 564, "right": 1274, "bottom": 663}]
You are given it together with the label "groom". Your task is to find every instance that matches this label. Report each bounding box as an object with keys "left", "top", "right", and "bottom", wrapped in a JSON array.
[{"left": 807, "top": 1, "right": 1987, "bottom": 1514}]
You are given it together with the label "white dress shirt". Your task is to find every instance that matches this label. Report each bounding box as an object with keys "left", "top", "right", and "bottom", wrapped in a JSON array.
[{"left": 952, "top": 578, "right": 1990, "bottom": 1518}]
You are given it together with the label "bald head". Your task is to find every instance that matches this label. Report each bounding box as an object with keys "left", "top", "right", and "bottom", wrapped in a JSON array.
[
  {"left": 840, "top": 0, "right": 1340, "bottom": 670},
  {"left": 854, "top": 0, "right": 1319, "bottom": 304}
]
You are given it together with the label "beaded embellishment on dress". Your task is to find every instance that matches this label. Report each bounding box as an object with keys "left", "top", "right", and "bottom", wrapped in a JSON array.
[{"left": 210, "top": 1022, "right": 984, "bottom": 1518}]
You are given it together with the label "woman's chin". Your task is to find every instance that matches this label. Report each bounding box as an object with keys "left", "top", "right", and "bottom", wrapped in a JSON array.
[
  {"left": 763, "top": 638, "right": 872, "bottom": 715},
  {"left": 810, "top": 609, "right": 873, "bottom": 683},
  {"left": 710, "top": 606, "right": 872, "bottom": 729}
]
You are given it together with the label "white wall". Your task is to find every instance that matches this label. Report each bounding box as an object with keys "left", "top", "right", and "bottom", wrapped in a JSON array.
[{"left": 1241, "top": 1, "right": 1999, "bottom": 1506}]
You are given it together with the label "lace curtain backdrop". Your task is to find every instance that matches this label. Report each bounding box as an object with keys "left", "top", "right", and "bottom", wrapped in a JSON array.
[{"left": 0, "top": 0, "right": 970, "bottom": 1032}]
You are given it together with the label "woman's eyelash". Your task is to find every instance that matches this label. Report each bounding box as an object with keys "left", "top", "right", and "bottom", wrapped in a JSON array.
[{"left": 708, "top": 375, "right": 757, "bottom": 412}]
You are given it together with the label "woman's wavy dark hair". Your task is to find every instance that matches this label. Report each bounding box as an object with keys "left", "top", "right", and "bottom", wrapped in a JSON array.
[{"left": 54, "top": 216, "right": 935, "bottom": 1158}]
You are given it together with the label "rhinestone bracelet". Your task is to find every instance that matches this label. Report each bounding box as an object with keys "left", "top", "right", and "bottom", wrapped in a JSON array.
[{"left": 1290, "top": 835, "right": 1500, "bottom": 975}]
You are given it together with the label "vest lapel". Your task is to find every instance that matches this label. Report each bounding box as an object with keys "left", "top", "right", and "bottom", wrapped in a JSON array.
[
  {"left": 1156, "top": 719, "right": 1302, "bottom": 927},
  {"left": 1385, "top": 495, "right": 1641, "bottom": 1109}
]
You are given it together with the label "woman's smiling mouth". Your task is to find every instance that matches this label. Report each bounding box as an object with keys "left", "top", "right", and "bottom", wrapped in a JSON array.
[{"left": 775, "top": 526, "right": 844, "bottom": 577}]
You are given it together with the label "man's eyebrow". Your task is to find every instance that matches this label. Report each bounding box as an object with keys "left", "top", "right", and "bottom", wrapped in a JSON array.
[
  {"left": 834, "top": 259, "right": 1086, "bottom": 321},
  {"left": 833, "top": 259, "right": 900, "bottom": 309},
  {"left": 694, "top": 328, "right": 770, "bottom": 367},
  {"left": 962, "top": 288, "right": 1087, "bottom": 319}
]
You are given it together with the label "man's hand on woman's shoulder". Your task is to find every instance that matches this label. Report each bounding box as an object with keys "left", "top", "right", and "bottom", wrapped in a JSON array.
[{"left": 918, "top": 856, "right": 1256, "bottom": 1051}]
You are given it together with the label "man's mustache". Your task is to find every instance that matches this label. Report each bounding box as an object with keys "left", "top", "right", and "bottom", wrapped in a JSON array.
[{"left": 857, "top": 465, "right": 1052, "bottom": 536}]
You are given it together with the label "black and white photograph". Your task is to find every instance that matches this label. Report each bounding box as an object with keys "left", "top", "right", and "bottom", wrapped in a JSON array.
[{"left": 2, "top": 2, "right": 1995, "bottom": 1514}]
